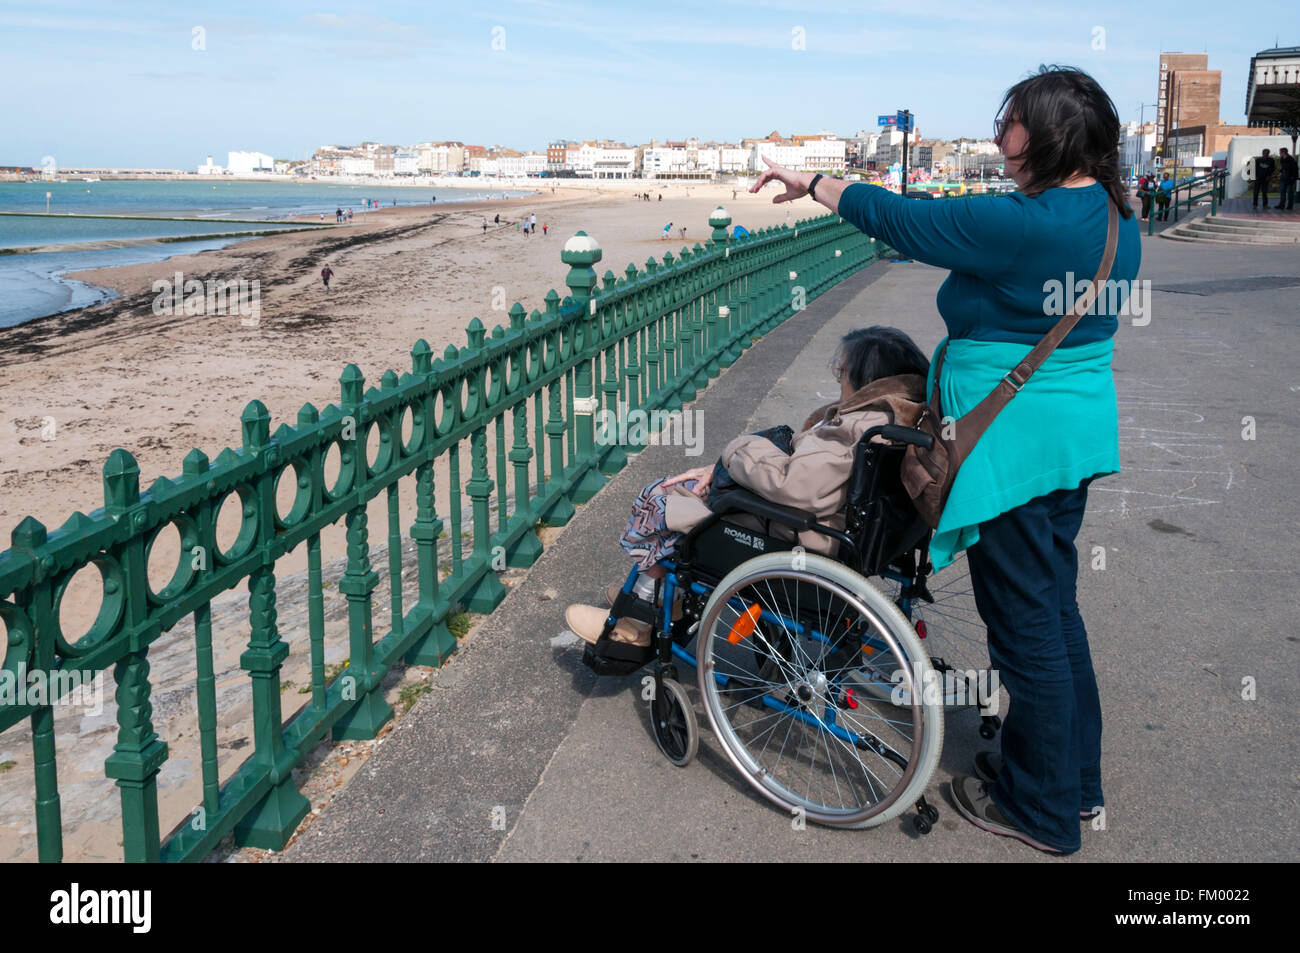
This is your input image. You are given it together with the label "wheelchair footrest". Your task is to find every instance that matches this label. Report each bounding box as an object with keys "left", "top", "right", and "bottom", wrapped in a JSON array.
[{"left": 581, "top": 635, "right": 655, "bottom": 677}]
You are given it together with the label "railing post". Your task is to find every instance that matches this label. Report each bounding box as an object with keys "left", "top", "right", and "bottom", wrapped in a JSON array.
[
  {"left": 499, "top": 304, "right": 545, "bottom": 568},
  {"left": 538, "top": 290, "right": 576, "bottom": 526},
  {"left": 11, "top": 516, "right": 63, "bottom": 862},
  {"left": 675, "top": 249, "right": 699, "bottom": 404},
  {"left": 331, "top": 368, "right": 395, "bottom": 741},
  {"left": 460, "top": 319, "right": 508, "bottom": 612},
  {"left": 560, "top": 230, "right": 607, "bottom": 504},
  {"left": 183, "top": 448, "right": 221, "bottom": 815},
  {"left": 659, "top": 251, "right": 679, "bottom": 410},
  {"left": 405, "top": 446, "right": 457, "bottom": 664},
  {"left": 596, "top": 268, "right": 629, "bottom": 475},
  {"left": 100, "top": 450, "right": 169, "bottom": 862},
  {"left": 643, "top": 258, "right": 661, "bottom": 402}
]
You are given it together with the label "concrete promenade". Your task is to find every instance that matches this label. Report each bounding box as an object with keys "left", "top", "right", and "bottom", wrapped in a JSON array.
[{"left": 284, "top": 235, "right": 1299, "bottom": 863}]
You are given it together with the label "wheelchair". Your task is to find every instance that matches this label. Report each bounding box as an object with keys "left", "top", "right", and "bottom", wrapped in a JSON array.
[{"left": 582, "top": 424, "right": 1001, "bottom": 835}]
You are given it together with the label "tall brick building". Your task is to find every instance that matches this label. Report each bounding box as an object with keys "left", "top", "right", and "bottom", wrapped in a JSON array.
[{"left": 1156, "top": 53, "right": 1221, "bottom": 160}]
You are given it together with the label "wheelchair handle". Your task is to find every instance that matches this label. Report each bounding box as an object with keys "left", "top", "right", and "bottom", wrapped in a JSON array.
[{"left": 868, "top": 424, "right": 935, "bottom": 451}]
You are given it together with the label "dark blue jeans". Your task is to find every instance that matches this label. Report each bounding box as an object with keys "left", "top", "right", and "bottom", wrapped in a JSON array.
[{"left": 965, "top": 479, "right": 1101, "bottom": 853}]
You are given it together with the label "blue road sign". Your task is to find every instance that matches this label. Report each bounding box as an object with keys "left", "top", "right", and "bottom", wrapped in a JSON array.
[
  {"left": 877, "top": 115, "right": 898, "bottom": 127},
  {"left": 896, "top": 110, "right": 913, "bottom": 131}
]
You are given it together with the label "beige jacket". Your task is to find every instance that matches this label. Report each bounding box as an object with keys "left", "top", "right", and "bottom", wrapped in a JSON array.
[{"left": 664, "top": 374, "right": 927, "bottom": 554}]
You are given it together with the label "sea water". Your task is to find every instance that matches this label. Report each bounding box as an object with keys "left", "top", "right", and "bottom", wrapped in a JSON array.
[{"left": 0, "top": 179, "right": 534, "bottom": 328}]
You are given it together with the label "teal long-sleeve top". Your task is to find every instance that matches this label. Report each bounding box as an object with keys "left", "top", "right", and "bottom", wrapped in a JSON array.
[{"left": 836, "top": 182, "right": 1142, "bottom": 568}]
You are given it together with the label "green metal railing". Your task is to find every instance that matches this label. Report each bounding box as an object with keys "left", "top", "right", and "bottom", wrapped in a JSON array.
[
  {"left": 0, "top": 205, "right": 885, "bottom": 862},
  {"left": 1148, "top": 169, "right": 1228, "bottom": 235}
]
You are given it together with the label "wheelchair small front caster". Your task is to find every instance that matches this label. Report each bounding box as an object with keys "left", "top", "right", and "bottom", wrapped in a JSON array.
[
  {"left": 979, "top": 714, "right": 1002, "bottom": 740},
  {"left": 912, "top": 797, "right": 938, "bottom": 834},
  {"left": 649, "top": 678, "right": 698, "bottom": 767}
]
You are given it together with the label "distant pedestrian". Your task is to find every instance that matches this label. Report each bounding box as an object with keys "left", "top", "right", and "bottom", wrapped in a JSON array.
[
  {"left": 494, "top": 213, "right": 500, "bottom": 225},
  {"left": 321, "top": 265, "right": 334, "bottom": 290},
  {"left": 662, "top": 221, "right": 672, "bottom": 240},
  {"left": 1277, "top": 148, "right": 1296, "bottom": 211},
  {"left": 1253, "top": 149, "right": 1276, "bottom": 209},
  {"left": 542, "top": 223, "right": 548, "bottom": 236},
  {"left": 524, "top": 220, "right": 531, "bottom": 236},
  {"left": 347, "top": 208, "right": 353, "bottom": 223},
  {"left": 335, "top": 207, "right": 343, "bottom": 223},
  {"left": 679, "top": 225, "right": 686, "bottom": 240},
  {"left": 1136, "top": 176, "right": 1153, "bottom": 221},
  {"left": 1155, "top": 173, "right": 1173, "bottom": 221},
  {"left": 658, "top": 193, "right": 662, "bottom": 201},
  {"left": 482, "top": 216, "right": 489, "bottom": 233}
]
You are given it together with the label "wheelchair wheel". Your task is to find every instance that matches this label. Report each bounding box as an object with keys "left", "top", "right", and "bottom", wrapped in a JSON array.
[
  {"left": 650, "top": 677, "right": 698, "bottom": 767},
  {"left": 696, "top": 552, "right": 944, "bottom": 828},
  {"left": 873, "top": 551, "right": 994, "bottom": 709}
]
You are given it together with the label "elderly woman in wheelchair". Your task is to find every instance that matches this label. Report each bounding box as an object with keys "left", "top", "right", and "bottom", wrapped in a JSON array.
[{"left": 564, "top": 326, "right": 971, "bottom": 833}]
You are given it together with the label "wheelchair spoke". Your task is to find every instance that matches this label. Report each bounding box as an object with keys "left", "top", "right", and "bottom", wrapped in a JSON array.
[{"left": 697, "top": 555, "right": 941, "bottom": 827}]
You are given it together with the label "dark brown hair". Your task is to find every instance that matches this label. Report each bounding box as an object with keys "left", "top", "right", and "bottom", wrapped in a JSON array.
[{"left": 998, "top": 65, "right": 1133, "bottom": 219}]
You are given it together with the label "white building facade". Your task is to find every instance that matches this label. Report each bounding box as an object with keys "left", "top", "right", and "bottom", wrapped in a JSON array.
[{"left": 227, "top": 150, "right": 274, "bottom": 174}]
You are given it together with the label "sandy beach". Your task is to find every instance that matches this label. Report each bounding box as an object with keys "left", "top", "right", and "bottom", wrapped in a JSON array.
[
  {"left": 0, "top": 177, "right": 829, "bottom": 861},
  {"left": 1, "top": 181, "right": 807, "bottom": 530},
  {"left": 0, "top": 177, "right": 824, "bottom": 650}
]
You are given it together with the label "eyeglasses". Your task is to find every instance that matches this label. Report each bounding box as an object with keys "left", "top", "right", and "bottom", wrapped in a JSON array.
[
  {"left": 831, "top": 363, "right": 845, "bottom": 382},
  {"left": 994, "top": 112, "right": 1019, "bottom": 141}
]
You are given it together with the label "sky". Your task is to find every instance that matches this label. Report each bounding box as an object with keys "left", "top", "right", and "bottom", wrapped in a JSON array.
[{"left": 1, "top": 0, "right": 1292, "bottom": 169}]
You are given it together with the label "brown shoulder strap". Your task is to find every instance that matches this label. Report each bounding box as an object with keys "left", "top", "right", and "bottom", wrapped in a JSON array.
[
  {"left": 948, "top": 198, "right": 1119, "bottom": 465},
  {"left": 1006, "top": 199, "right": 1119, "bottom": 388}
]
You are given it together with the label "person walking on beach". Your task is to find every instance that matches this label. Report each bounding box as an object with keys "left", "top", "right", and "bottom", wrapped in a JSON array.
[
  {"left": 530, "top": 213, "right": 537, "bottom": 231},
  {"left": 1277, "top": 148, "right": 1297, "bottom": 211},
  {"left": 482, "top": 216, "right": 489, "bottom": 234},
  {"left": 542, "top": 222, "right": 549, "bottom": 236},
  {"left": 1253, "top": 148, "right": 1276, "bottom": 209},
  {"left": 662, "top": 221, "right": 672, "bottom": 240},
  {"left": 320, "top": 265, "right": 334, "bottom": 291},
  {"left": 751, "top": 65, "right": 1139, "bottom": 856},
  {"left": 347, "top": 208, "right": 353, "bottom": 223},
  {"left": 679, "top": 224, "right": 687, "bottom": 241},
  {"left": 335, "top": 207, "right": 343, "bottom": 224},
  {"left": 494, "top": 213, "right": 500, "bottom": 225}
]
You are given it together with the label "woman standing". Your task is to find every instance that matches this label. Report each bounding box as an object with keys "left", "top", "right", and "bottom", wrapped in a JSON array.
[{"left": 752, "top": 66, "right": 1140, "bottom": 855}]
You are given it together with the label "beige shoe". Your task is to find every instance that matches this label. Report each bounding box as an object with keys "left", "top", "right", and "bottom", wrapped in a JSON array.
[{"left": 565, "top": 604, "right": 651, "bottom": 647}]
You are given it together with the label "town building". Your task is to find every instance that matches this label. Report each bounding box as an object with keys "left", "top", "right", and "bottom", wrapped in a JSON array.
[{"left": 226, "top": 150, "right": 274, "bottom": 174}]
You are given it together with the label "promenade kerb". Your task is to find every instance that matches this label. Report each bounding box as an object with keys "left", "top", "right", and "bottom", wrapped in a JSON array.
[{"left": 0, "top": 206, "right": 887, "bottom": 862}]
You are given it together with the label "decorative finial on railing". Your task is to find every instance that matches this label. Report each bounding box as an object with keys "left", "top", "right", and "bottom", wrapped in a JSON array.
[
  {"left": 466, "top": 317, "right": 486, "bottom": 349},
  {"left": 709, "top": 205, "right": 732, "bottom": 243},
  {"left": 562, "top": 230, "right": 602, "bottom": 304},
  {"left": 411, "top": 339, "right": 432, "bottom": 374},
  {"left": 241, "top": 400, "right": 271, "bottom": 451},
  {"left": 339, "top": 365, "right": 365, "bottom": 408},
  {"left": 103, "top": 448, "right": 140, "bottom": 515}
]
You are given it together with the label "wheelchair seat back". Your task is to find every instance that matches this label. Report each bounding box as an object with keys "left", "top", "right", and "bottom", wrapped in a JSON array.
[
  {"left": 841, "top": 439, "right": 930, "bottom": 576},
  {"left": 680, "top": 513, "right": 797, "bottom": 585}
]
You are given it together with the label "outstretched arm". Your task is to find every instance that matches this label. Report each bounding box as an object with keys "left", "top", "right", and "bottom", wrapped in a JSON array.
[{"left": 751, "top": 157, "right": 1025, "bottom": 278}]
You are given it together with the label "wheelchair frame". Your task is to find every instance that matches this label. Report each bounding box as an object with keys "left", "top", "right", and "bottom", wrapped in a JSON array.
[{"left": 585, "top": 424, "right": 1004, "bottom": 832}]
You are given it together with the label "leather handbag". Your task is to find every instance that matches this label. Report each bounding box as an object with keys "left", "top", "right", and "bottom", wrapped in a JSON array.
[{"left": 900, "top": 199, "right": 1119, "bottom": 528}]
